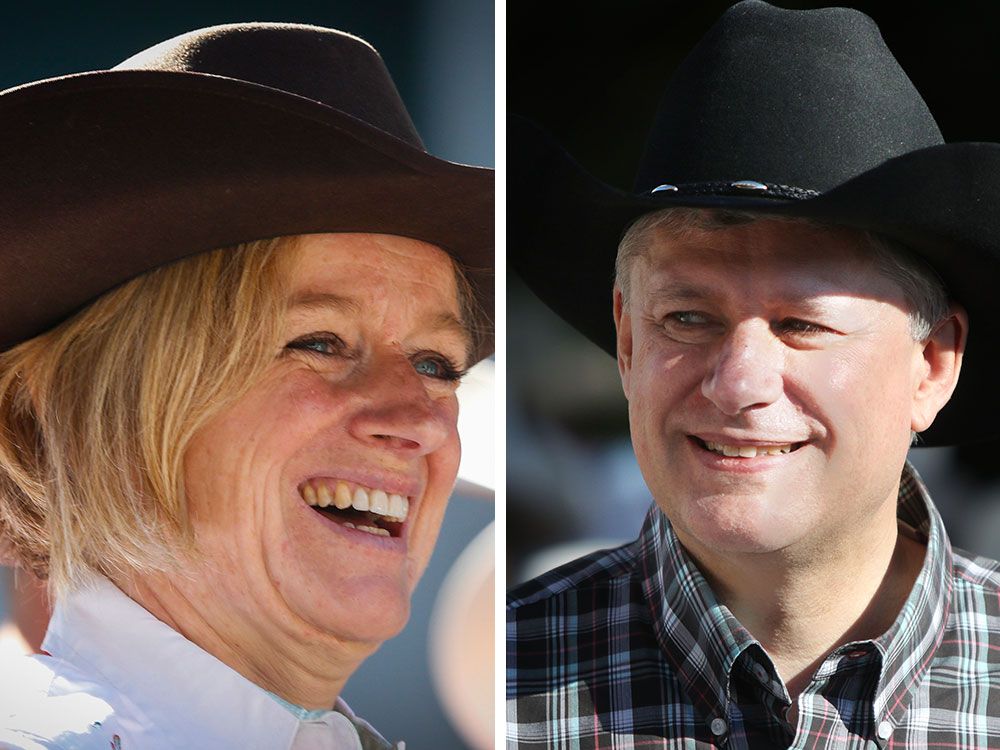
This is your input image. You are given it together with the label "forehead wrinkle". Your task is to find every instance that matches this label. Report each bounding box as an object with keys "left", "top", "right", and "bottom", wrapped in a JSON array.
[{"left": 288, "top": 291, "right": 362, "bottom": 315}]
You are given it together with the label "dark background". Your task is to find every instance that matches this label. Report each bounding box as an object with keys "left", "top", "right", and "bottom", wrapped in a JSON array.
[
  {"left": 507, "top": 1, "right": 1000, "bottom": 586},
  {"left": 0, "top": 2, "right": 493, "bottom": 748}
]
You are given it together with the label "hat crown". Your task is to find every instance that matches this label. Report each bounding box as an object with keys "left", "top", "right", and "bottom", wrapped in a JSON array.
[
  {"left": 114, "top": 22, "right": 424, "bottom": 149},
  {"left": 635, "top": 0, "right": 943, "bottom": 193}
]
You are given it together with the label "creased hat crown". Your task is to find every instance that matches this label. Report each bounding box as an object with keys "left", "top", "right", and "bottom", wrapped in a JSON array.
[
  {"left": 635, "top": 0, "right": 943, "bottom": 193},
  {"left": 114, "top": 22, "right": 423, "bottom": 148}
]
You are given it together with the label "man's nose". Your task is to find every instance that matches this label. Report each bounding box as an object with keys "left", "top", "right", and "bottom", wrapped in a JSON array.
[
  {"left": 701, "top": 321, "right": 784, "bottom": 416},
  {"left": 347, "top": 353, "right": 454, "bottom": 455}
]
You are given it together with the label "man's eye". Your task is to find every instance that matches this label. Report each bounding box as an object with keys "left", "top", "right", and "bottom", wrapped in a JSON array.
[
  {"left": 775, "top": 318, "right": 828, "bottom": 335},
  {"left": 285, "top": 333, "right": 349, "bottom": 357},
  {"left": 412, "top": 353, "right": 467, "bottom": 382},
  {"left": 670, "top": 311, "right": 711, "bottom": 326}
]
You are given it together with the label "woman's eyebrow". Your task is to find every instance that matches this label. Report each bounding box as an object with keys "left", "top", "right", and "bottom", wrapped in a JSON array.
[
  {"left": 288, "top": 291, "right": 362, "bottom": 314},
  {"left": 431, "top": 312, "right": 475, "bottom": 363},
  {"left": 289, "top": 291, "right": 474, "bottom": 361}
]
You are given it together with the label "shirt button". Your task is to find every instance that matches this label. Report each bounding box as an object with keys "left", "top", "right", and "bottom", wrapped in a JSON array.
[
  {"left": 876, "top": 720, "right": 893, "bottom": 740},
  {"left": 710, "top": 717, "right": 728, "bottom": 736},
  {"left": 752, "top": 663, "right": 769, "bottom": 683}
]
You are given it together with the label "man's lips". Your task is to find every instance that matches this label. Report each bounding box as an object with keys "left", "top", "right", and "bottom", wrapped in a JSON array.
[{"left": 689, "top": 434, "right": 809, "bottom": 458}]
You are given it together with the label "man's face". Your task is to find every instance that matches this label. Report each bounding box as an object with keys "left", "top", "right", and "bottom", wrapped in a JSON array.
[{"left": 614, "top": 218, "right": 962, "bottom": 561}]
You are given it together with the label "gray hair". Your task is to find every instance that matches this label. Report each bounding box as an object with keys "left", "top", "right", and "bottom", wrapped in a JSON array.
[{"left": 614, "top": 208, "right": 950, "bottom": 342}]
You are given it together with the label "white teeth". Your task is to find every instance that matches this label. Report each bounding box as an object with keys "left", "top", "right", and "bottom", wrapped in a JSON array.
[
  {"left": 301, "top": 480, "right": 410, "bottom": 522},
  {"left": 356, "top": 525, "right": 390, "bottom": 537},
  {"left": 704, "top": 441, "right": 795, "bottom": 458},
  {"left": 370, "top": 489, "right": 389, "bottom": 515},
  {"left": 352, "top": 487, "right": 370, "bottom": 511},
  {"left": 389, "top": 494, "right": 407, "bottom": 520}
]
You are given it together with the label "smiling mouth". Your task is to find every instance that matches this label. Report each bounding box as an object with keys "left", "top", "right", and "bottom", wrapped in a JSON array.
[
  {"left": 299, "top": 479, "right": 409, "bottom": 538},
  {"left": 690, "top": 436, "right": 806, "bottom": 457}
]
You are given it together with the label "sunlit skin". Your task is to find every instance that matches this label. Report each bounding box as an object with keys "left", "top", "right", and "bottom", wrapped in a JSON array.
[
  {"left": 613, "top": 218, "right": 965, "bottom": 705},
  {"left": 121, "top": 233, "right": 468, "bottom": 709}
]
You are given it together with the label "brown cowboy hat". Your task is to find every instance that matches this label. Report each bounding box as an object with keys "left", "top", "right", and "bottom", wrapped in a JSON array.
[{"left": 0, "top": 22, "right": 494, "bottom": 361}]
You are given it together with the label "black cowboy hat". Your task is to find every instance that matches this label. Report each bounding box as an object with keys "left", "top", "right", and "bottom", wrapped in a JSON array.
[
  {"left": 510, "top": 0, "right": 1000, "bottom": 446},
  {"left": 0, "top": 22, "right": 494, "bottom": 362}
]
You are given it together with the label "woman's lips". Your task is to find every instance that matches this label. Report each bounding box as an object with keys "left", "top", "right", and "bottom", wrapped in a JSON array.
[{"left": 299, "top": 478, "right": 410, "bottom": 538}]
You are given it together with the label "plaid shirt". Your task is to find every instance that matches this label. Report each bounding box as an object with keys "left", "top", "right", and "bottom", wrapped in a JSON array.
[{"left": 507, "top": 464, "right": 1000, "bottom": 749}]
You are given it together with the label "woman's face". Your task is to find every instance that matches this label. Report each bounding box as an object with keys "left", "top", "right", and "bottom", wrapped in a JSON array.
[{"left": 182, "top": 233, "right": 468, "bottom": 645}]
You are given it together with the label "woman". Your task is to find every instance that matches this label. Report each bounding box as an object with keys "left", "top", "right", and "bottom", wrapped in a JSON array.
[{"left": 0, "top": 21, "right": 492, "bottom": 749}]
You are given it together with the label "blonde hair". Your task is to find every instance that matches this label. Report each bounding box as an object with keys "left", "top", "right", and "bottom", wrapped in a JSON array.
[{"left": 0, "top": 237, "right": 296, "bottom": 598}]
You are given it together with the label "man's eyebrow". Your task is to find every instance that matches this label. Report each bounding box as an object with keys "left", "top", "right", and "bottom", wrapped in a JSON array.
[{"left": 645, "top": 282, "right": 716, "bottom": 303}]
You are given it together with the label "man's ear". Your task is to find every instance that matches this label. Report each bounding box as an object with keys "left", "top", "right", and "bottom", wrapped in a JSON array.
[
  {"left": 613, "top": 286, "right": 632, "bottom": 399},
  {"left": 911, "top": 305, "right": 968, "bottom": 434}
]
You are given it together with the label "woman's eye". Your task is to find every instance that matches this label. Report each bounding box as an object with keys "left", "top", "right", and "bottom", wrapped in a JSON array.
[
  {"left": 285, "top": 333, "right": 349, "bottom": 357},
  {"left": 412, "top": 353, "right": 466, "bottom": 382}
]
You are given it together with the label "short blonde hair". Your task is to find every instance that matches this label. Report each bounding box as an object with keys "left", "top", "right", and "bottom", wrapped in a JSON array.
[{"left": 0, "top": 237, "right": 296, "bottom": 598}]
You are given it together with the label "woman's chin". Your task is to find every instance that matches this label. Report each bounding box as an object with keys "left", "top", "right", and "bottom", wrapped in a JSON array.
[{"left": 281, "top": 568, "right": 413, "bottom": 645}]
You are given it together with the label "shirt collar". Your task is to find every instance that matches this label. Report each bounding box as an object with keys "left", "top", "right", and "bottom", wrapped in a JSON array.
[
  {"left": 638, "top": 461, "right": 952, "bottom": 730},
  {"left": 42, "top": 575, "right": 395, "bottom": 749}
]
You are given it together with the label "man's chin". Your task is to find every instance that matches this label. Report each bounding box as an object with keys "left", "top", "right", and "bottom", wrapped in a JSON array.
[{"left": 663, "top": 492, "right": 809, "bottom": 558}]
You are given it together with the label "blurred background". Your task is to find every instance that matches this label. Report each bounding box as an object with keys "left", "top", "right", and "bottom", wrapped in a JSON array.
[
  {"left": 0, "top": 2, "right": 493, "bottom": 748},
  {"left": 507, "top": 1, "right": 1000, "bottom": 587}
]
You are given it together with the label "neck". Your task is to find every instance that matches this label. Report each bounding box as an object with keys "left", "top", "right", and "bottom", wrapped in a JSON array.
[
  {"left": 677, "top": 502, "right": 926, "bottom": 702},
  {"left": 116, "top": 568, "right": 377, "bottom": 710}
]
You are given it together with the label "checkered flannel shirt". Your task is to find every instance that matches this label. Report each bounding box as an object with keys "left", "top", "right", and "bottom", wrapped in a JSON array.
[{"left": 507, "top": 463, "right": 1000, "bottom": 748}]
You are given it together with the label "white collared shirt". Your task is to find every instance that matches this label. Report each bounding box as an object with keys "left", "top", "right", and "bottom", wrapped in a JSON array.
[{"left": 0, "top": 576, "right": 398, "bottom": 749}]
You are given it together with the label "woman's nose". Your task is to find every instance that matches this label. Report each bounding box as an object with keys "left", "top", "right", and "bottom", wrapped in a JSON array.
[
  {"left": 347, "top": 353, "right": 455, "bottom": 455},
  {"left": 701, "top": 321, "right": 784, "bottom": 416}
]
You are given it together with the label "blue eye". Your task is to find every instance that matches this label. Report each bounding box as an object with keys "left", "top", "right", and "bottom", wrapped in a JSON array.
[
  {"left": 285, "top": 333, "right": 348, "bottom": 357},
  {"left": 671, "top": 311, "right": 710, "bottom": 325},
  {"left": 415, "top": 359, "right": 442, "bottom": 376},
  {"left": 413, "top": 353, "right": 466, "bottom": 382}
]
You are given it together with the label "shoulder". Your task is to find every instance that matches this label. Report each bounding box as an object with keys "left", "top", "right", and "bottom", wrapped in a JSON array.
[
  {"left": 0, "top": 652, "right": 125, "bottom": 750},
  {"left": 507, "top": 539, "right": 658, "bottom": 685},
  {"left": 507, "top": 538, "right": 642, "bottom": 614},
  {"left": 952, "top": 547, "right": 1000, "bottom": 593},
  {"left": 948, "top": 548, "right": 1000, "bottom": 634}
]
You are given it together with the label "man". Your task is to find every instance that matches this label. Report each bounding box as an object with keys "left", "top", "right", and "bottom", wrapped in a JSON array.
[{"left": 507, "top": 2, "right": 1000, "bottom": 747}]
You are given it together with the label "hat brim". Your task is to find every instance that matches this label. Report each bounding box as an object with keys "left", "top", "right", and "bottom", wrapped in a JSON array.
[
  {"left": 510, "top": 116, "right": 1000, "bottom": 446},
  {"left": 0, "top": 69, "right": 494, "bottom": 360}
]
